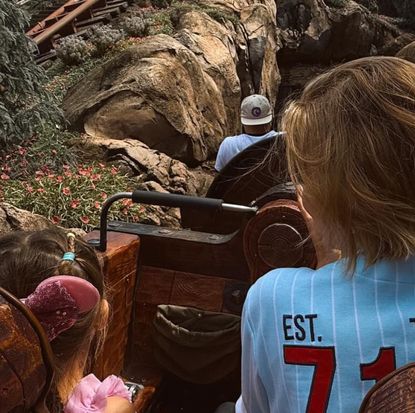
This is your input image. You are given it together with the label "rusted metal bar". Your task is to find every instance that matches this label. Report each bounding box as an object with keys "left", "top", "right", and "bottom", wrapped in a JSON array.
[
  {"left": 31, "top": 0, "right": 105, "bottom": 47},
  {"left": 26, "top": 0, "right": 79, "bottom": 37}
]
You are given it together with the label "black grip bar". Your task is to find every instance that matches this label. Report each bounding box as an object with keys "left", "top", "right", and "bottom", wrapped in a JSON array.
[
  {"left": 90, "top": 191, "right": 257, "bottom": 252},
  {"left": 131, "top": 190, "right": 223, "bottom": 210}
]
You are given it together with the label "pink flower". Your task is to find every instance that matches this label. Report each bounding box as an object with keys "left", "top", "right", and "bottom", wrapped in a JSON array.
[
  {"left": 27, "top": 185, "right": 34, "bottom": 193},
  {"left": 70, "top": 199, "right": 80, "bottom": 209},
  {"left": 37, "top": 188, "right": 45, "bottom": 193},
  {"left": 80, "top": 216, "right": 90, "bottom": 224},
  {"left": 94, "top": 201, "right": 101, "bottom": 209},
  {"left": 51, "top": 216, "right": 61, "bottom": 225},
  {"left": 110, "top": 166, "right": 118, "bottom": 175},
  {"left": 56, "top": 175, "right": 64, "bottom": 183},
  {"left": 122, "top": 199, "right": 132, "bottom": 207},
  {"left": 78, "top": 168, "right": 90, "bottom": 176},
  {"left": 101, "top": 192, "right": 108, "bottom": 200},
  {"left": 64, "top": 171, "right": 73, "bottom": 178},
  {"left": 1, "top": 173, "right": 10, "bottom": 180},
  {"left": 47, "top": 174, "right": 55, "bottom": 179},
  {"left": 18, "top": 147, "right": 27, "bottom": 156},
  {"left": 62, "top": 187, "right": 71, "bottom": 196},
  {"left": 90, "top": 173, "right": 101, "bottom": 181},
  {"left": 35, "top": 170, "right": 44, "bottom": 178}
]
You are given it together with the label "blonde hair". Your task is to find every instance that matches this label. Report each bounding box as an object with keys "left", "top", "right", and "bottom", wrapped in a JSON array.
[{"left": 281, "top": 56, "right": 415, "bottom": 271}]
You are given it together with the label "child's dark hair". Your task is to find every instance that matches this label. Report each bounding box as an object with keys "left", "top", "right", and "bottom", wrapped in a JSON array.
[{"left": 0, "top": 228, "right": 105, "bottom": 410}]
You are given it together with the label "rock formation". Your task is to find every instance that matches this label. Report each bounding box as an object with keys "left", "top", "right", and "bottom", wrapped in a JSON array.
[
  {"left": 0, "top": 203, "right": 53, "bottom": 234},
  {"left": 276, "top": 0, "right": 413, "bottom": 112},
  {"left": 276, "top": 0, "right": 403, "bottom": 64},
  {"left": 396, "top": 40, "right": 415, "bottom": 63},
  {"left": 63, "top": 1, "right": 280, "bottom": 168}
]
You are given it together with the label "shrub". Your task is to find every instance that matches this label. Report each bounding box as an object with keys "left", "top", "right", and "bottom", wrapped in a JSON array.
[
  {"left": 88, "top": 25, "right": 125, "bottom": 56},
  {"left": 151, "top": 0, "right": 172, "bottom": 8},
  {"left": 0, "top": 162, "right": 143, "bottom": 230},
  {"left": 0, "top": 0, "right": 61, "bottom": 148},
  {"left": 0, "top": 124, "right": 80, "bottom": 180},
  {"left": 146, "top": 11, "right": 174, "bottom": 35},
  {"left": 55, "top": 35, "right": 92, "bottom": 65},
  {"left": 120, "top": 16, "right": 148, "bottom": 37}
]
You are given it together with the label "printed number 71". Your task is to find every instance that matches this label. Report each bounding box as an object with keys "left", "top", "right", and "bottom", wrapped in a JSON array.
[{"left": 283, "top": 345, "right": 396, "bottom": 413}]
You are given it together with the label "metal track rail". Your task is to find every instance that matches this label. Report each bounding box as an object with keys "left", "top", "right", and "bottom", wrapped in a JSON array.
[{"left": 26, "top": 0, "right": 131, "bottom": 59}]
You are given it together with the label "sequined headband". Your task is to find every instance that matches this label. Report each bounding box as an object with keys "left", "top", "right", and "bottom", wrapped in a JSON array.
[{"left": 21, "top": 276, "right": 100, "bottom": 341}]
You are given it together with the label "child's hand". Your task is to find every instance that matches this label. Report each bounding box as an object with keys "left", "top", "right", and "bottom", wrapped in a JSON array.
[
  {"left": 297, "top": 186, "right": 341, "bottom": 268},
  {"left": 106, "top": 396, "right": 134, "bottom": 413}
]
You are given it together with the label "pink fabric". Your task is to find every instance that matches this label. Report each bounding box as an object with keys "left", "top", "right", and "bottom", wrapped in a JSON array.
[
  {"left": 65, "top": 374, "right": 131, "bottom": 413},
  {"left": 23, "top": 279, "right": 78, "bottom": 341},
  {"left": 22, "top": 275, "right": 100, "bottom": 341}
]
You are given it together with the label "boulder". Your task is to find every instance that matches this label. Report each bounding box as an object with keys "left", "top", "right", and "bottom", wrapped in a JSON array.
[
  {"left": 199, "top": 0, "right": 276, "bottom": 16},
  {"left": 63, "top": 35, "right": 227, "bottom": 166},
  {"left": 175, "top": 11, "right": 241, "bottom": 135},
  {"left": 64, "top": 1, "right": 280, "bottom": 167},
  {"left": 396, "top": 40, "right": 415, "bottom": 63},
  {"left": 76, "top": 136, "right": 214, "bottom": 196},
  {"left": 0, "top": 203, "right": 54, "bottom": 234},
  {"left": 379, "top": 32, "right": 415, "bottom": 56},
  {"left": 277, "top": 0, "right": 401, "bottom": 64},
  {"left": 237, "top": 3, "right": 281, "bottom": 106}
]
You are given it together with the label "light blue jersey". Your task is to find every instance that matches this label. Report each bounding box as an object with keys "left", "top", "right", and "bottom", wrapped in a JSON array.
[
  {"left": 215, "top": 131, "right": 282, "bottom": 172},
  {"left": 236, "top": 256, "right": 415, "bottom": 413}
]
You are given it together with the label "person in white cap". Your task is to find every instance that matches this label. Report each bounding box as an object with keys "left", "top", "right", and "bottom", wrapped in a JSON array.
[{"left": 215, "top": 94, "right": 283, "bottom": 172}]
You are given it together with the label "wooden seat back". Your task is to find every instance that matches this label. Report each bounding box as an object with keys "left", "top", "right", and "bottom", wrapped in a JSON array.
[
  {"left": 181, "top": 135, "right": 288, "bottom": 234},
  {"left": 360, "top": 363, "right": 415, "bottom": 413}
]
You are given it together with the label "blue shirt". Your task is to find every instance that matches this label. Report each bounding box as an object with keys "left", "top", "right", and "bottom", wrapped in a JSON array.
[
  {"left": 215, "top": 131, "right": 282, "bottom": 172},
  {"left": 236, "top": 256, "right": 415, "bottom": 413}
]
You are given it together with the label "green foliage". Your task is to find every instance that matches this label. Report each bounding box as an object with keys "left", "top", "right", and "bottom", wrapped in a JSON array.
[
  {"left": 151, "top": 0, "right": 172, "bottom": 8},
  {"left": 0, "top": 124, "right": 79, "bottom": 180},
  {"left": 88, "top": 26, "right": 125, "bottom": 56},
  {"left": 47, "top": 38, "right": 143, "bottom": 101},
  {"left": 1, "top": 163, "right": 143, "bottom": 230},
  {"left": 120, "top": 16, "right": 148, "bottom": 37},
  {"left": 55, "top": 36, "right": 92, "bottom": 65},
  {"left": 146, "top": 11, "right": 174, "bottom": 35},
  {"left": 0, "top": 0, "right": 61, "bottom": 148}
]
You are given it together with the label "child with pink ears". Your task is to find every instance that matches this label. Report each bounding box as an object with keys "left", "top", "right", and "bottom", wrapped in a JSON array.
[{"left": 0, "top": 229, "right": 134, "bottom": 413}]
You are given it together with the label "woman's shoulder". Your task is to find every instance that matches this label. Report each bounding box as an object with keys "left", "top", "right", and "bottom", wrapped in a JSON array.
[
  {"left": 250, "top": 266, "right": 315, "bottom": 292},
  {"left": 245, "top": 262, "right": 342, "bottom": 309}
]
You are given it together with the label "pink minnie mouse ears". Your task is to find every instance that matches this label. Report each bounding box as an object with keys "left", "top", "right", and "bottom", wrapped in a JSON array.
[{"left": 22, "top": 276, "right": 100, "bottom": 341}]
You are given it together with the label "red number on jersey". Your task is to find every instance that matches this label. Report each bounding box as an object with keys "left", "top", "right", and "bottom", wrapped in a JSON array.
[
  {"left": 360, "top": 347, "right": 396, "bottom": 382},
  {"left": 284, "top": 345, "right": 336, "bottom": 413}
]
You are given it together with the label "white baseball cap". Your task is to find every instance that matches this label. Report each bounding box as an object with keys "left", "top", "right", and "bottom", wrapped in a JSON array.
[{"left": 240, "top": 94, "right": 273, "bottom": 126}]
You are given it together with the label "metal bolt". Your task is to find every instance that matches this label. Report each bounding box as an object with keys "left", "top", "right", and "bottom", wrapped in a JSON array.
[
  {"left": 209, "top": 235, "right": 220, "bottom": 240},
  {"left": 231, "top": 289, "right": 243, "bottom": 305},
  {"left": 158, "top": 229, "right": 171, "bottom": 234}
]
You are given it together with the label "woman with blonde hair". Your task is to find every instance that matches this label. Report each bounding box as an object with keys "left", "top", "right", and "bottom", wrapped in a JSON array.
[{"left": 236, "top": 56, "right": 415, "bottom": 412}]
